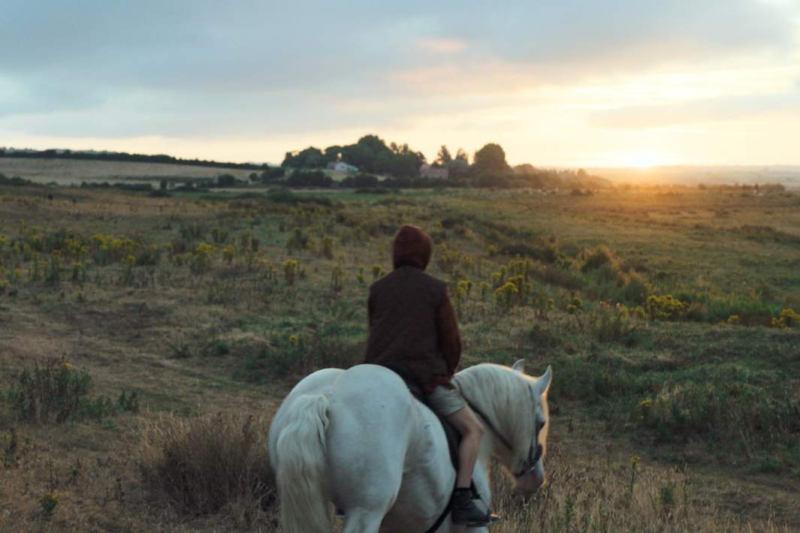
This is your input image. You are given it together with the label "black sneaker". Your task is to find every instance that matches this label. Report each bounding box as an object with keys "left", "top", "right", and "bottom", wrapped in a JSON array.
[{"left": 451, "top": 488, "right": 499, "bottom": 527}]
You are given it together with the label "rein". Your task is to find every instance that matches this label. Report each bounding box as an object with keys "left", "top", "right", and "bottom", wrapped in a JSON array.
[{"left": 458, "top": 385, "right": 543, "bottom": 479}]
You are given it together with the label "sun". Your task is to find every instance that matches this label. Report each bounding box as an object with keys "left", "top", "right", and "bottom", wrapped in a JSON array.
[{"left": 623, "top": 152, "right": 663, "bottom": 169}]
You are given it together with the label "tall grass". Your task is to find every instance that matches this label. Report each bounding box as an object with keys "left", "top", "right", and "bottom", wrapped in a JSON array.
[
  {"left": 137, "top": 413, "right": 276, "bottom": 526},
  {"left": 488, "top": 451, "right": 783, "bottom": 532}
]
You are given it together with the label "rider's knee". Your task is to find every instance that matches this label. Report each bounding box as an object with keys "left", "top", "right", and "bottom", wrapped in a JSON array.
[{"left": 465, "top": 418, "right": 484, "bottom": 439}]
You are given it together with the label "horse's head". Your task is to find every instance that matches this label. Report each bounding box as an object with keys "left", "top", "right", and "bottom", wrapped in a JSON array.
[
  {"left": 509, "top": 360, "right": 551, "bottom": 495},
  {"left": 454, "top": 361, "right": 553, "bottom": 494}
]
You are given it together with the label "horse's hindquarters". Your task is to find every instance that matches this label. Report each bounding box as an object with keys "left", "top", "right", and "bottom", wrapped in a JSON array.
[{"left": 326, "top": 366, "right": 456, "bottom": 532}]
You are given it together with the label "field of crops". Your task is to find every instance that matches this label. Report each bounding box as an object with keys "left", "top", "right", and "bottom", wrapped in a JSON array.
[{"left": 1, "top": 180, "right": 799, "bottom": 532}]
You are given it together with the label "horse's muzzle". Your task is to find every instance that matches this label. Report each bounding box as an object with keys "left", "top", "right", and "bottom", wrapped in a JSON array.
[{"left": 513, "top": 468, "right": 544, "bottom": 494}]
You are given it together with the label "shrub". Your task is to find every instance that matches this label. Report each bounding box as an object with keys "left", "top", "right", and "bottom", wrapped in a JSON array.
[
  {"left": 180, "top": 222, "right": 207, "bottom": 240},
  {"left": 619, "top": 271, "right": 649, "bottom": 305},
  {"left": 772, "top": 308, "right": 800, "bottom": 328},
  {"left": 704, "top": 297, "right": 776, "bottom": 326},
  {"left": 215, "top": 174, "right": 241, "bottom": 188},
  {"left": 593, "top": 303, "right": 639, "bottom": 344},
  {"left": 529, "top": 262, "right": 583, "bottom": 291},
  {"left": 283, "top": 259, "right": 298, "bottom": 286},
  {"left": 235, "top": 327, "right": 364, "bottom": 382},
  {"left": 646, "top": 295, "right": 687, "bottom": 321},
  {"left": 341, "top": 173, "right": 379, "bottom": 188},
  {"left": 286, "top": 228, "right": 309, "bottom": 252},
  {"left": 5, "top": 358, "right": 133, "bottom": 423},
  {"left": 637, "top": 382, "right": 799, "bottom": 447},
  {"left": 581, "top": 247, "right": 614, "bottom": 273},
  {"left": 137, "top": 413, "right": 275, "bottom": 520},
  {"left": 286, "top": 170, "right": 332, "bottom": 188},
  {"left": 6, "top": 358, "right": 91, "bottom": 423},
  {"left": 39, "top": 492, "right": 58, "bottom": 517}
]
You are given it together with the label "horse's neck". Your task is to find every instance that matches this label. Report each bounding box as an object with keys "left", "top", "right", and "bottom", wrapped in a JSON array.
[{"left": 477, "top": 432, "right": 496, "bottom": 473}]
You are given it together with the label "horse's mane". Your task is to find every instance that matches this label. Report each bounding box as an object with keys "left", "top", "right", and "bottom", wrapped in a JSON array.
[{"left": 453, "top": 363, "right": 548, "bottom": 464}]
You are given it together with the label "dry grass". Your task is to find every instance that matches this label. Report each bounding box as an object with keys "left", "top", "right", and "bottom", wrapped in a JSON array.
[
  {"left": 488, "top": 450, "right": 787, "bottom": 533},
  {"left": 136, "top": 413, "right": 276, "bottom": 528},
  {"left": 1, "top": 183, "right": 798, "bottom": 532}
]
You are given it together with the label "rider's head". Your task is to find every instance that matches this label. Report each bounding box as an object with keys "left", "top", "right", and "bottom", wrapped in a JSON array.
[{"left": 393, "top": 225, "right": 432, "bottom": 271}]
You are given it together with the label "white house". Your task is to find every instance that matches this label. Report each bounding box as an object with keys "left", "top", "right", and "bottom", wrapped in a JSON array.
[{"left": 332, "top": 162, "right": 359, "bottom": 173}]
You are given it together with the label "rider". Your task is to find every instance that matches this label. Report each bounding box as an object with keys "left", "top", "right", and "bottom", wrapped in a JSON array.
[{"left": 364, "top": 224, "right": 497, "bottom": 527}]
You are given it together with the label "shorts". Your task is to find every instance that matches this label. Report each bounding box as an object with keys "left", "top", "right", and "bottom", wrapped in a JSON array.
[{"left": 426, "top": 385, "right": 466, "bottom": 417}]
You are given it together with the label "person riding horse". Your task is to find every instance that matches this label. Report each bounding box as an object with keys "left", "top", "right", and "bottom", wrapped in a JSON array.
[{"left": 364, "top": 224, "right": 498, "bottom": 527}]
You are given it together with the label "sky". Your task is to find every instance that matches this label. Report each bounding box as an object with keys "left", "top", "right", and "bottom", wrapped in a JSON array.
[{"left": 2, "top": 0, "right": 800, "bottom": 167}]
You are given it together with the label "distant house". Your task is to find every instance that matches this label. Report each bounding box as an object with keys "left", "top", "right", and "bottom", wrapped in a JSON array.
[
  {"left": 420, "top": 164, "right": 449, "bottom": 179},
  {"left": 331, "top": 162, "right": 358, "bottom": 173}
]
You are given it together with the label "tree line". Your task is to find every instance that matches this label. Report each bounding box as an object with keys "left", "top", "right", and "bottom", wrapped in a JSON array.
[{"left": 281, "top": 134, "right": 609, "bottom": 189}]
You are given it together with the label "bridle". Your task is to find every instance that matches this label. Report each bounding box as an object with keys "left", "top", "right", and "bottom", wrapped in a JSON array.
[{"left": 459, "top": 385, "right": 543, "bottom": 479}]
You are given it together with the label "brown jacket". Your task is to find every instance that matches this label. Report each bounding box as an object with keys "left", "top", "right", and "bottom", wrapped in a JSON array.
[{"left": 364, "top": 226, "right": 462, "bottom": 393}]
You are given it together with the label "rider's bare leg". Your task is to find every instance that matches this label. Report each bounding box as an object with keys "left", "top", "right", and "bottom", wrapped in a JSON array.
[{"left": 445, "top": 405, "right": 485, "bottom": 487}]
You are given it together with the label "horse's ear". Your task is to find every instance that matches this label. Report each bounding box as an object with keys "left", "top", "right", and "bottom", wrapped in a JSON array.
[
  {"left": 512, "top": 359, "right": 526, "bottom": 374},
  {"left": 534, "top": 365, "right": 552, "bottom": 397}
]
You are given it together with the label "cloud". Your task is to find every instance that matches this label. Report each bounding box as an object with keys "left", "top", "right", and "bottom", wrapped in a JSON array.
[
  {"left": 1, "top": 0, "right": 799, "bottom": 164},
  {"left": 590, "top": 91, "right": 800, "bottom": 129},
  {"left": 415, "top": 38, "right": 467, "bottom": 54}
]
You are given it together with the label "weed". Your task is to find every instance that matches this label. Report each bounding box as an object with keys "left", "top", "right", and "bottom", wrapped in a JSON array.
[
  {"left": 6, "top": 358, "right": 91, "bottom": 423},
  {"left": 283, "top": 259, "right": 298, "bottom": 286},
  {"left": 137, "top": 413, "right": 275, "bottom": 517},
  {"left": 39, "top": 492, "right": 58, "bottom": 517},
  {"left": 771, "top": 308, "right": 800, "bottom": 328}
]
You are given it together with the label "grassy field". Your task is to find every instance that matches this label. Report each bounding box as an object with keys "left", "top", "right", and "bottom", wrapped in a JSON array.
[
  {"left": 0, "top": 158, "right": 359, "bottom": 187},
  {"left": 0, "top": 158, "right": 257, "bottom": 186},
  {"left": 1, "top": 181, "right": 799, "bottom": 532}
]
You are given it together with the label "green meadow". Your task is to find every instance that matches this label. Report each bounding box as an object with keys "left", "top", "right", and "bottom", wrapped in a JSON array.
[{"left": 1, "top": 179, "right": 798, "bottom": 531}]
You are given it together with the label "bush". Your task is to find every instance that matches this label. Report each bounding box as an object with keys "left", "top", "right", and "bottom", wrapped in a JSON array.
[
  {"left": 0, "top": 174, "right": 37, "bottom": 187},
  {"left": 4, "top": 358, "right": 131, "bottom": 423},
  {"left": 260, "top": 167, "right": 286, "bottom": 182},
  {"left": 772, "top": 308, "right": 800, "bottom": 328},
  {"left": 704, "top": 297, "right": 777, "bottom": 326},
  {"left": 592, "top": 304, "right": 639, "bottom": 344},
  {"left": 637, "top": 382, "right": 799, "bottom": 447},
  {"left": 646, "top": 295, "right": 687, "bottom": 321},
  {"left": 234, "top": 327, "right": 363, "bottom": 382},
  {"left": 137, "top": 413, "right": 275, "bottom": 520},
  {"left": 286, "top": 170, "right": 332, "bottom": 188},
  {"left": 341, "top": 173, "right": 379, "bottom": 188},
  {"left": 214, "top": 174, "right": 242, "bottom": 188},
  {"left": 581, "top": 247, "right": 614, "bottom": 273}
]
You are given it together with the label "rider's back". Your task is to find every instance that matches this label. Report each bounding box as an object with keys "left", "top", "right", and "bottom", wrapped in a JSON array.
[{"left": 364, "top": 266, "right": 450, "bottom": 390}]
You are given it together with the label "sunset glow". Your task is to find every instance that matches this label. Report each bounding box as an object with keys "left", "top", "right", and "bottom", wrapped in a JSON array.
[{"left": 1, "top": 1, "right": 799, "bottom": 167}]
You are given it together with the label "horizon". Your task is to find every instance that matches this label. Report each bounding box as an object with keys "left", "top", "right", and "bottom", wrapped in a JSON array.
[
  {"left": 2, "top": 1, "right": 800, "bottom": 167},
  {"left": 5, "top": 143, "right": 800, "bottom": 173}
]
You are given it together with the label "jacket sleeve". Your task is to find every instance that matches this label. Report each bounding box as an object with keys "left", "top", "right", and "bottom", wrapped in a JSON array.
[{"left": 436, "top": 293, "right": 462, "bottom": 376}]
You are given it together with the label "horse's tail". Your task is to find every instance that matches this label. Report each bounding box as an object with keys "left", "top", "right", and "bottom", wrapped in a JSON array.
[{"left": 275, "top": 393, "right": 331, "bottom": 533}]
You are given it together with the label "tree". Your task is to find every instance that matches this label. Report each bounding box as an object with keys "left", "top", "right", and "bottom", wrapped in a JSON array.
[
  {"left": 281, "top": 146, "right": 325, "bottom": 168},
  {"left": 473, "top": 143, "right": 510, "bottom": 176},
  {"left": 216, "top": 174, "right": 239, "bottom": 188},
  {"left": 454, "top": 148, "right": 469, "bottom": 165},
  {"left": 435, "top": 146, "right": 452, "bottom": 167}
]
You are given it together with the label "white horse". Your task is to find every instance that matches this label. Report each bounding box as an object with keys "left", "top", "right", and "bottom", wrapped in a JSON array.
[{"left": 268, "top": 360, "right": 552, "bottom": 533}]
